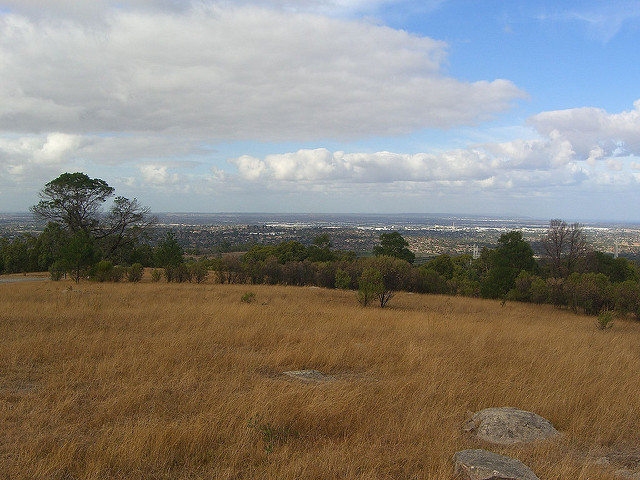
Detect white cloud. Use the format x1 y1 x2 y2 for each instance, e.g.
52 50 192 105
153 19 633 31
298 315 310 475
0 5 523 141
227 100 640 199
528 99 640 160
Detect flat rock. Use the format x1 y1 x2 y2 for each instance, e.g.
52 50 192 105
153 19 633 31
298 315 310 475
282 369 333 382
453 449 540 480
463 407 559 445
616 470 640 479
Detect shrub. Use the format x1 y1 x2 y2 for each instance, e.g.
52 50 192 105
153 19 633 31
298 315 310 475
127 263 144 282
190 262 209 284
335 269 351 289
596 308 615 330
111 265 126 282
151 269 162 282
93 260 113 282
49 261 65 281
241 292 256 303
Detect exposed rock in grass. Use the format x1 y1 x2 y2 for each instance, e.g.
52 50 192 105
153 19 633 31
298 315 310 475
616 470 640 479
453 449 540 480
463 407 559 445
282 369 333 382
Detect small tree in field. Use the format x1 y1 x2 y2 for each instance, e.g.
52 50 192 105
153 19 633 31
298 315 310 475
357 268 394 307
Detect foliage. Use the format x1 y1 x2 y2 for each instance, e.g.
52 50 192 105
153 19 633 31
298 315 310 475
59 231 100 283
31 172 115 234
155 230 184 267
247 415 298 455
356 267 393 307
93 260 114 282
127 263 145 283
241 292 256 303
189 261 209 284
596 308 615 330
541 219 589 277
334 268 352 289
373 231 415 264
481 231 537 298
151 269 162 282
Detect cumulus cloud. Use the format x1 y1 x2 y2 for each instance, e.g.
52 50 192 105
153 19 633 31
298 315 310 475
0 4 522 141
528 99 640 159
227 100 640 197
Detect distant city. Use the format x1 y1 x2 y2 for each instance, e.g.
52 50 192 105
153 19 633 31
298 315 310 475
2 212 640 262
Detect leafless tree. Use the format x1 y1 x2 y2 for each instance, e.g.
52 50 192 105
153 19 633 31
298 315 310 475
541 219 589 277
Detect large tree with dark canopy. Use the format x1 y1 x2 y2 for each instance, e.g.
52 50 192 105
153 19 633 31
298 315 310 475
31 173 115 234
31 172 154 261
373 231 415 264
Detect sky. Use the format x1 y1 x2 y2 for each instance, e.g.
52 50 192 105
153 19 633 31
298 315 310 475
1 0 640 221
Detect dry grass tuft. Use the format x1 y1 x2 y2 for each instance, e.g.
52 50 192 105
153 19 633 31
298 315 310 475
1 280 639 479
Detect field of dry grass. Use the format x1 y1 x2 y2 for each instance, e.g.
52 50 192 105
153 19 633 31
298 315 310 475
1 277 639 479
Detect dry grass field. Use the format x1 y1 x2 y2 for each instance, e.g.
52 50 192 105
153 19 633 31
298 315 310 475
1 278 639 479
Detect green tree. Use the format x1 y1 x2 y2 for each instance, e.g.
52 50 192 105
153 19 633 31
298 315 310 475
357 268 384 307
31 173 154 262
307 234 334 262
155 230 184 267
481 231 537 299
424 254 454 279
60 231 100 283
373 231 415 264
31 173 115 234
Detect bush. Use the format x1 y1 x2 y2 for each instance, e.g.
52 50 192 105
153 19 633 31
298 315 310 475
241 292 256 303
151 269 162 282
127 263 144 282
93 260 113 282
49 261 65 281
335 269 351 289
190 262 209 284
111 265 126 282
596 308 615 330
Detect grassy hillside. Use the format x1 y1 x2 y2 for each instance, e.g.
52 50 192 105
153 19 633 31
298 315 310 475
1 280 639 479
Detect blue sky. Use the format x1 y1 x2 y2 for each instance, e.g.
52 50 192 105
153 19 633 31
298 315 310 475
1 0 640 221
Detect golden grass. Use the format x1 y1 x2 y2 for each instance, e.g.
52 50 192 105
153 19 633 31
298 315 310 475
1 279 639 479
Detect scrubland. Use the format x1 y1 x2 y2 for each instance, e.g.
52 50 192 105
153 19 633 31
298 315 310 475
1 279 639 479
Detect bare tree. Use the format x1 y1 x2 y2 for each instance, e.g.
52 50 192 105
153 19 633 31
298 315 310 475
541 219 589 277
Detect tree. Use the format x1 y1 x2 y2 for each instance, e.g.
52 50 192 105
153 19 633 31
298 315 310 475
541 219 589 277
155 230 184 267
31 173 115 234
306 234 334 262
98 196 153 260
59 231 100 283
31 172 154 262
481 231 537 299
373 231 415 264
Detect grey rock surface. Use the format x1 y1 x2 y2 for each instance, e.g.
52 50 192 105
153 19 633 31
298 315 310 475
282 369 333 382
615 470 640 479
453 449 540 480
463 407 559 445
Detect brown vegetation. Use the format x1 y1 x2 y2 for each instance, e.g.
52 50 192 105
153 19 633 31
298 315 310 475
1 279 639 479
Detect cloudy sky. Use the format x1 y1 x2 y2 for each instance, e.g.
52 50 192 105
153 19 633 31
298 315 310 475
1 0 640 221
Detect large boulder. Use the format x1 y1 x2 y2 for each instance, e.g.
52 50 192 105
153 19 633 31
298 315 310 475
453 449 540 480
463 407 559 445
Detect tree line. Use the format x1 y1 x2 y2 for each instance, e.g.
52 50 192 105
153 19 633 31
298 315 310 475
2 173 639 318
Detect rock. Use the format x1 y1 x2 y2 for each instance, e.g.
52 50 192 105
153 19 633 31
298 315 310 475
453 449 540 480
615 470 640 479
463 407 559 445
282 369 333 382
